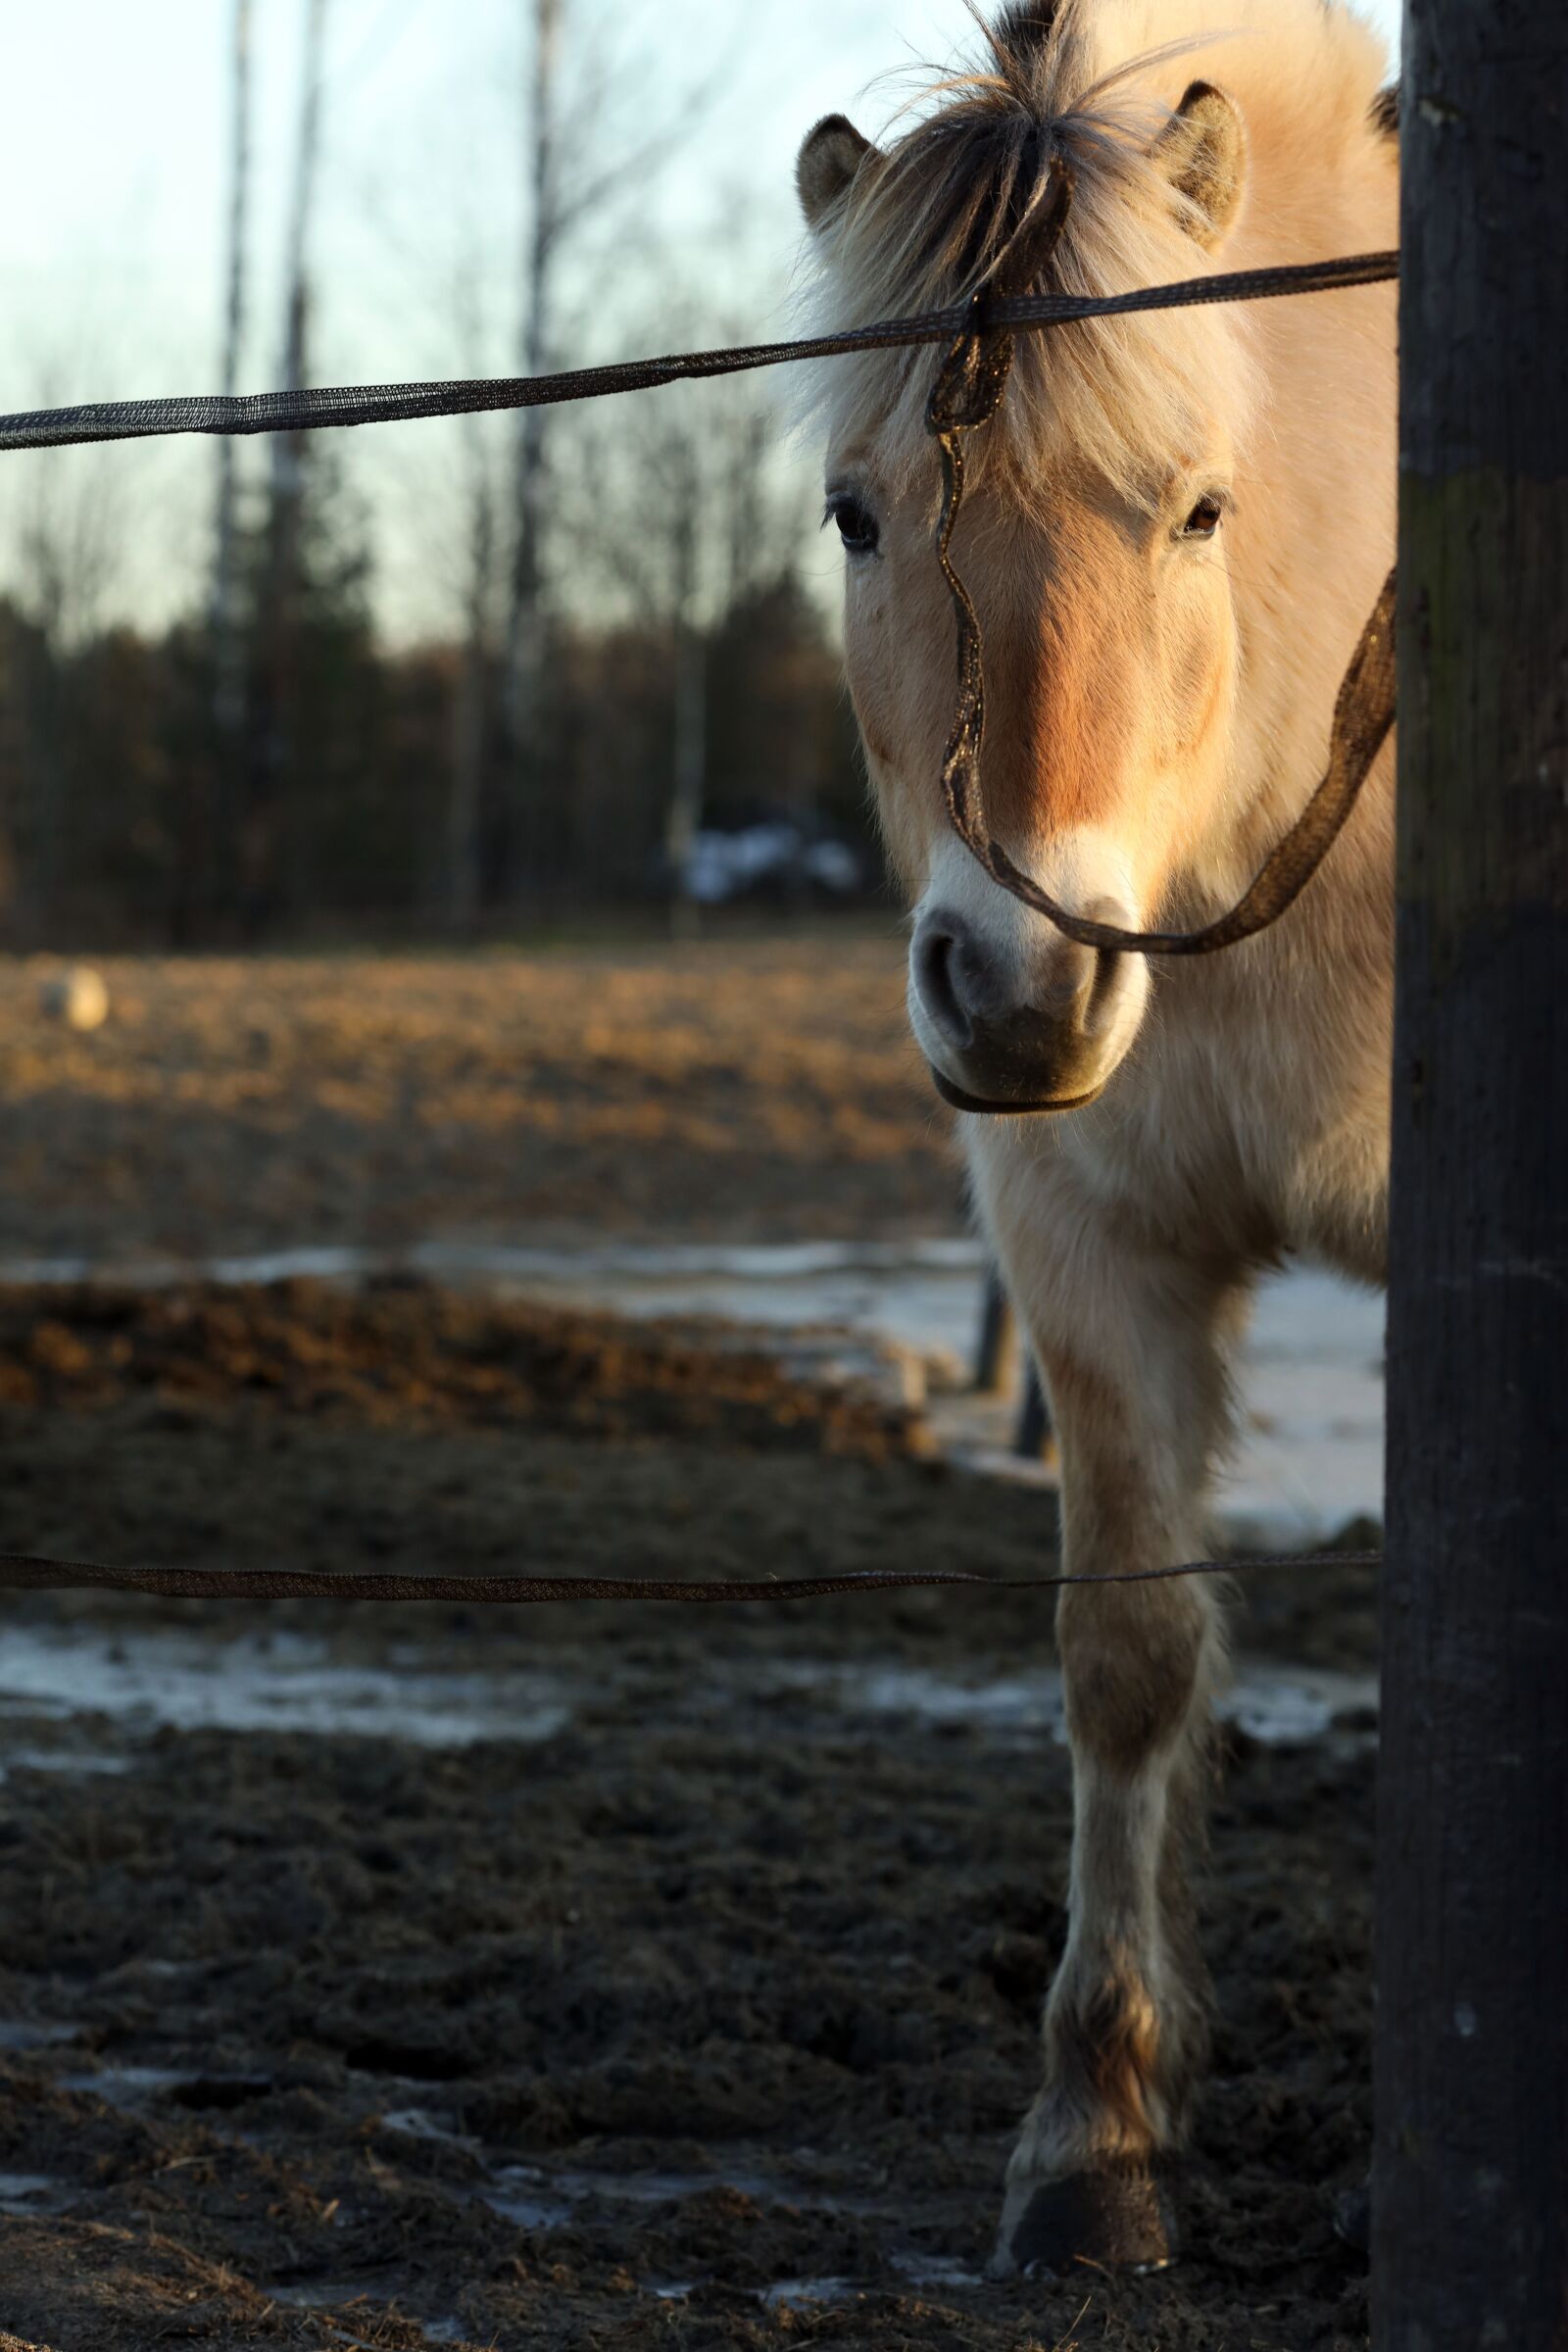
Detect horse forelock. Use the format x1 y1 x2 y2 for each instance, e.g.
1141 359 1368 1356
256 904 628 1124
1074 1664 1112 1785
797 0 1393 511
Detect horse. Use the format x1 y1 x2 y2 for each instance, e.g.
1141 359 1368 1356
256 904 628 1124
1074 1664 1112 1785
795 0 1396 2274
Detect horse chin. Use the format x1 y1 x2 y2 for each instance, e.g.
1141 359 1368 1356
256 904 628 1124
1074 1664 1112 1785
929 1067 1107 1118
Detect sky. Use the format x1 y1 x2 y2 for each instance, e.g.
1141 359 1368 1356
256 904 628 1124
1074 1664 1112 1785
0 0 1401 643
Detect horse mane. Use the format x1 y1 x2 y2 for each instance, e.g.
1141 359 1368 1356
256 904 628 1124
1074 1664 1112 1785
796 0 1393 510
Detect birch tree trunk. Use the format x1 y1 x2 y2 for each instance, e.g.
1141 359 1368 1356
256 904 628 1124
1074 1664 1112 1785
499 0 563 908
209 0 253 920
1376 3 1568 2340
243 0 329 932
449 419 498 932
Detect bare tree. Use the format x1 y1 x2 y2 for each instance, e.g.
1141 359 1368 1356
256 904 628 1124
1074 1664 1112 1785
276 0 331 525
209 0 255 911
496 0 564 904
339 7 743 919
493 3 731 909
242 0 331 928
560 234 814 914
446 249 508 932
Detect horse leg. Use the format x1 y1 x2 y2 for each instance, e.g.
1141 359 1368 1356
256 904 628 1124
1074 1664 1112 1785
990 1225 1241 2274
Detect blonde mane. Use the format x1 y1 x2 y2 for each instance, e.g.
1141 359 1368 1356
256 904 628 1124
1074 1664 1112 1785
798 0 1393 508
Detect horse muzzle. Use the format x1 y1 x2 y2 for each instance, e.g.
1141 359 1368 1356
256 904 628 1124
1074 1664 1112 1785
909 903 1140 1117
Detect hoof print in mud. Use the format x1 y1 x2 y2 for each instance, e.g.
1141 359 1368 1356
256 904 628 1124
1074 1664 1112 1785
995 2167 1176 2278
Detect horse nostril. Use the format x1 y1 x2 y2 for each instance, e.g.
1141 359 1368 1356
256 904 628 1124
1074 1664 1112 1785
915 922 973 1050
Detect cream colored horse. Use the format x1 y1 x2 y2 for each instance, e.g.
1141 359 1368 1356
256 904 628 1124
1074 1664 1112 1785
797 0 1396 2274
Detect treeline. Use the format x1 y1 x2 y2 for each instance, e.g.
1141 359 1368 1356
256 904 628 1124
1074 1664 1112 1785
0 0 872 947
0 491 865 946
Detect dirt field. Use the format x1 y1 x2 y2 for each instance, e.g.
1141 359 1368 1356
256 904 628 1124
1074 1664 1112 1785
0 940 1377 2351
0 936 957 1262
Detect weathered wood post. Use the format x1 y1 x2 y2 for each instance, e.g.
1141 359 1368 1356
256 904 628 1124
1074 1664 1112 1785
973 1266 1016 1395
1377 2 1568 2342
1014 1363 1053 1462
970 1268 1054 1456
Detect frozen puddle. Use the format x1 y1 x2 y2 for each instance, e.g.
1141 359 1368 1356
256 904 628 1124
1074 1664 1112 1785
0 2173 59 2214
267 2281 386 2314
375 2112 896 2230
59 2065 199 2108
759 2258 987 2308
263 2286 471 2346
0 2021 81 2053
894 2252 988 2291
0 1624 1373 1756
760 2278 860 2311
658 2263 985 2312
0 1236 984 1300
484 2159 802 2230
777 1659 1378 1749
0 1625 570 1749
1223 1663 1379 1745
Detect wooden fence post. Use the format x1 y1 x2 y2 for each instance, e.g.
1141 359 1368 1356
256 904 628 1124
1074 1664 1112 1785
1376 2 1568 2343
972 1266 1016 1396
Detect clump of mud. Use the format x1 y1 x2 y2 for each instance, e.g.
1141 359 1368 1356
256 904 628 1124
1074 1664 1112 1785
0 1279 925 1460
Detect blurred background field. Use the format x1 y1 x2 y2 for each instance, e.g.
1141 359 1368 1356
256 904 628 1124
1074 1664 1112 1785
0 0 906 951
0 932 952 1258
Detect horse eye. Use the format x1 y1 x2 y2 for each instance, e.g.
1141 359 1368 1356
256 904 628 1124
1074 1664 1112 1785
825 492 879 556
1181 492 1225 540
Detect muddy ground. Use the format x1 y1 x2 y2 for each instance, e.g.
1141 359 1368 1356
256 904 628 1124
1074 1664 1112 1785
0 1290 1376 2352
0 943 1377 2349
0 938 956 1261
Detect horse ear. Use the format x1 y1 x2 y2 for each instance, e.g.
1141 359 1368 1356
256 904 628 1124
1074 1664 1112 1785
797 114 878 231
1151 80 1247 249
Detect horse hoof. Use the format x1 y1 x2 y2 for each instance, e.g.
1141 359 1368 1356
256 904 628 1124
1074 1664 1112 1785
993 2166 1176 2278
